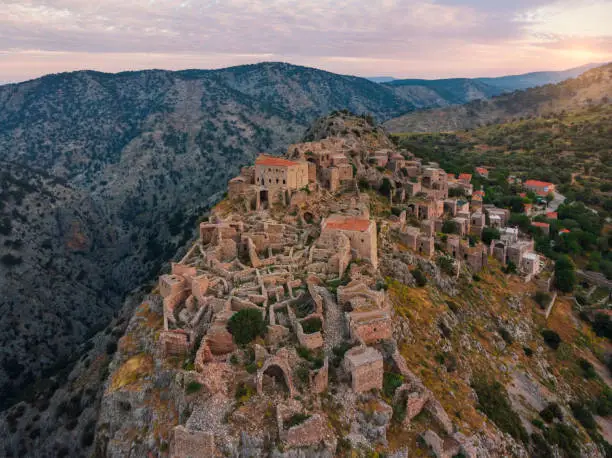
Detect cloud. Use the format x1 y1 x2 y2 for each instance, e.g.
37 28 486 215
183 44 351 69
0 0 610 83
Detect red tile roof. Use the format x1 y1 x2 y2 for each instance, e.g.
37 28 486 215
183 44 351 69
475 167 488 175
255 155 300 167
524 179 554 188
532 222 550 228
473 190 485 196
519 192 527 198
559 229 571 234
459 173 472 181
324 218 371 232
546 212 558 219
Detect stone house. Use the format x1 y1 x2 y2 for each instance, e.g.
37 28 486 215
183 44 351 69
343 346 383 393
321 215 378 268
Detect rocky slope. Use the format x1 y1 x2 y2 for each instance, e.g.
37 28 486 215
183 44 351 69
384 63 612 133
91 114 610 458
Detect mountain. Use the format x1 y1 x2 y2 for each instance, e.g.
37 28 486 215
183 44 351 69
383 63 612 133
367 76 397 83
0 62 422 411
383 77 503 107
88 113 609 458
476 62 607 91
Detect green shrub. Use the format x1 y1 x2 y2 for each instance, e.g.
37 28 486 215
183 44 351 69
578 358 597 379
571 402 597 431
523 346 534 357
227 308 266 346
301 317 322 334
540 402 563 423
412 268 427 287
472 377 528 443
534 291 551 309
382 372 404 399
541 329 561 350
235 382 255 404
498 327 514 345
285 413 310 429
185 381 202 394
592 313 612 340
545 423 581 458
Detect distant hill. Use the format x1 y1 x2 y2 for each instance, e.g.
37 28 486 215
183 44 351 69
384 78 502 107
384 63 612 133
367 76 397 83
476 62 606 91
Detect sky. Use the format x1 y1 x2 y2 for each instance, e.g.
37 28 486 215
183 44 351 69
1 0 611 84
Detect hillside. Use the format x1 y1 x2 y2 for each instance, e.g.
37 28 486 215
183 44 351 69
384 63 612 133
476 63 606 91
393 103 612 278
81 113 610 458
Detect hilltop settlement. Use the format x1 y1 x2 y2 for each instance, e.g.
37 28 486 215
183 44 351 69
96 113 610 458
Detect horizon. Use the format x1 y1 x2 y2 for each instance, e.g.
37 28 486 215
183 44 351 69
0 59 608 87
1 0 612 85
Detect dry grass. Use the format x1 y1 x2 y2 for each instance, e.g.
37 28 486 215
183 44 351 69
109 353 154 392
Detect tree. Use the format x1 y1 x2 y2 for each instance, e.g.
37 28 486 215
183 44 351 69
412 269 427 287
379 178 392 198
227 308 266 346
442 220 458 234
554 255 576 292
546 192 555 204
481 227 500 245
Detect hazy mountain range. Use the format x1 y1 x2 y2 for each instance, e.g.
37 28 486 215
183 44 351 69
384 62 612 133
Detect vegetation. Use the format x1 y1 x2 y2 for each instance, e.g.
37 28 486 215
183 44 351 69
412 268 427 287
541 329 561 350
227 308 266 346
554 256 576 293
382 372 404 399
472 377 528 443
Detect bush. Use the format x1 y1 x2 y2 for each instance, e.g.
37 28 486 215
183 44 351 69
472 377 528 443
592 313 612 340
382 372 404 399
534 291 551 309
0 253 22 266
412 268 427 287
301 317 322 334
285 413 311 429
578 358 597 379
523 346 534 357
540 402 563 423
544 423 581 458
185 381 202 394
227 308 266 346
498 327 514 345
570 402 597 431
541 329 561 350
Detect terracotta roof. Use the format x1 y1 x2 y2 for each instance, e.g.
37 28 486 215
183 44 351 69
473 190 485 196
324 218 371 232
559 229 571 234
546 212 558 219
255 155 300 167
475 167 488 175
524 179 554 188
532 222 550 228
459 173 472 181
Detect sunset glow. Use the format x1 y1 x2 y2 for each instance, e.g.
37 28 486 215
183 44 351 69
0 0 611 83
